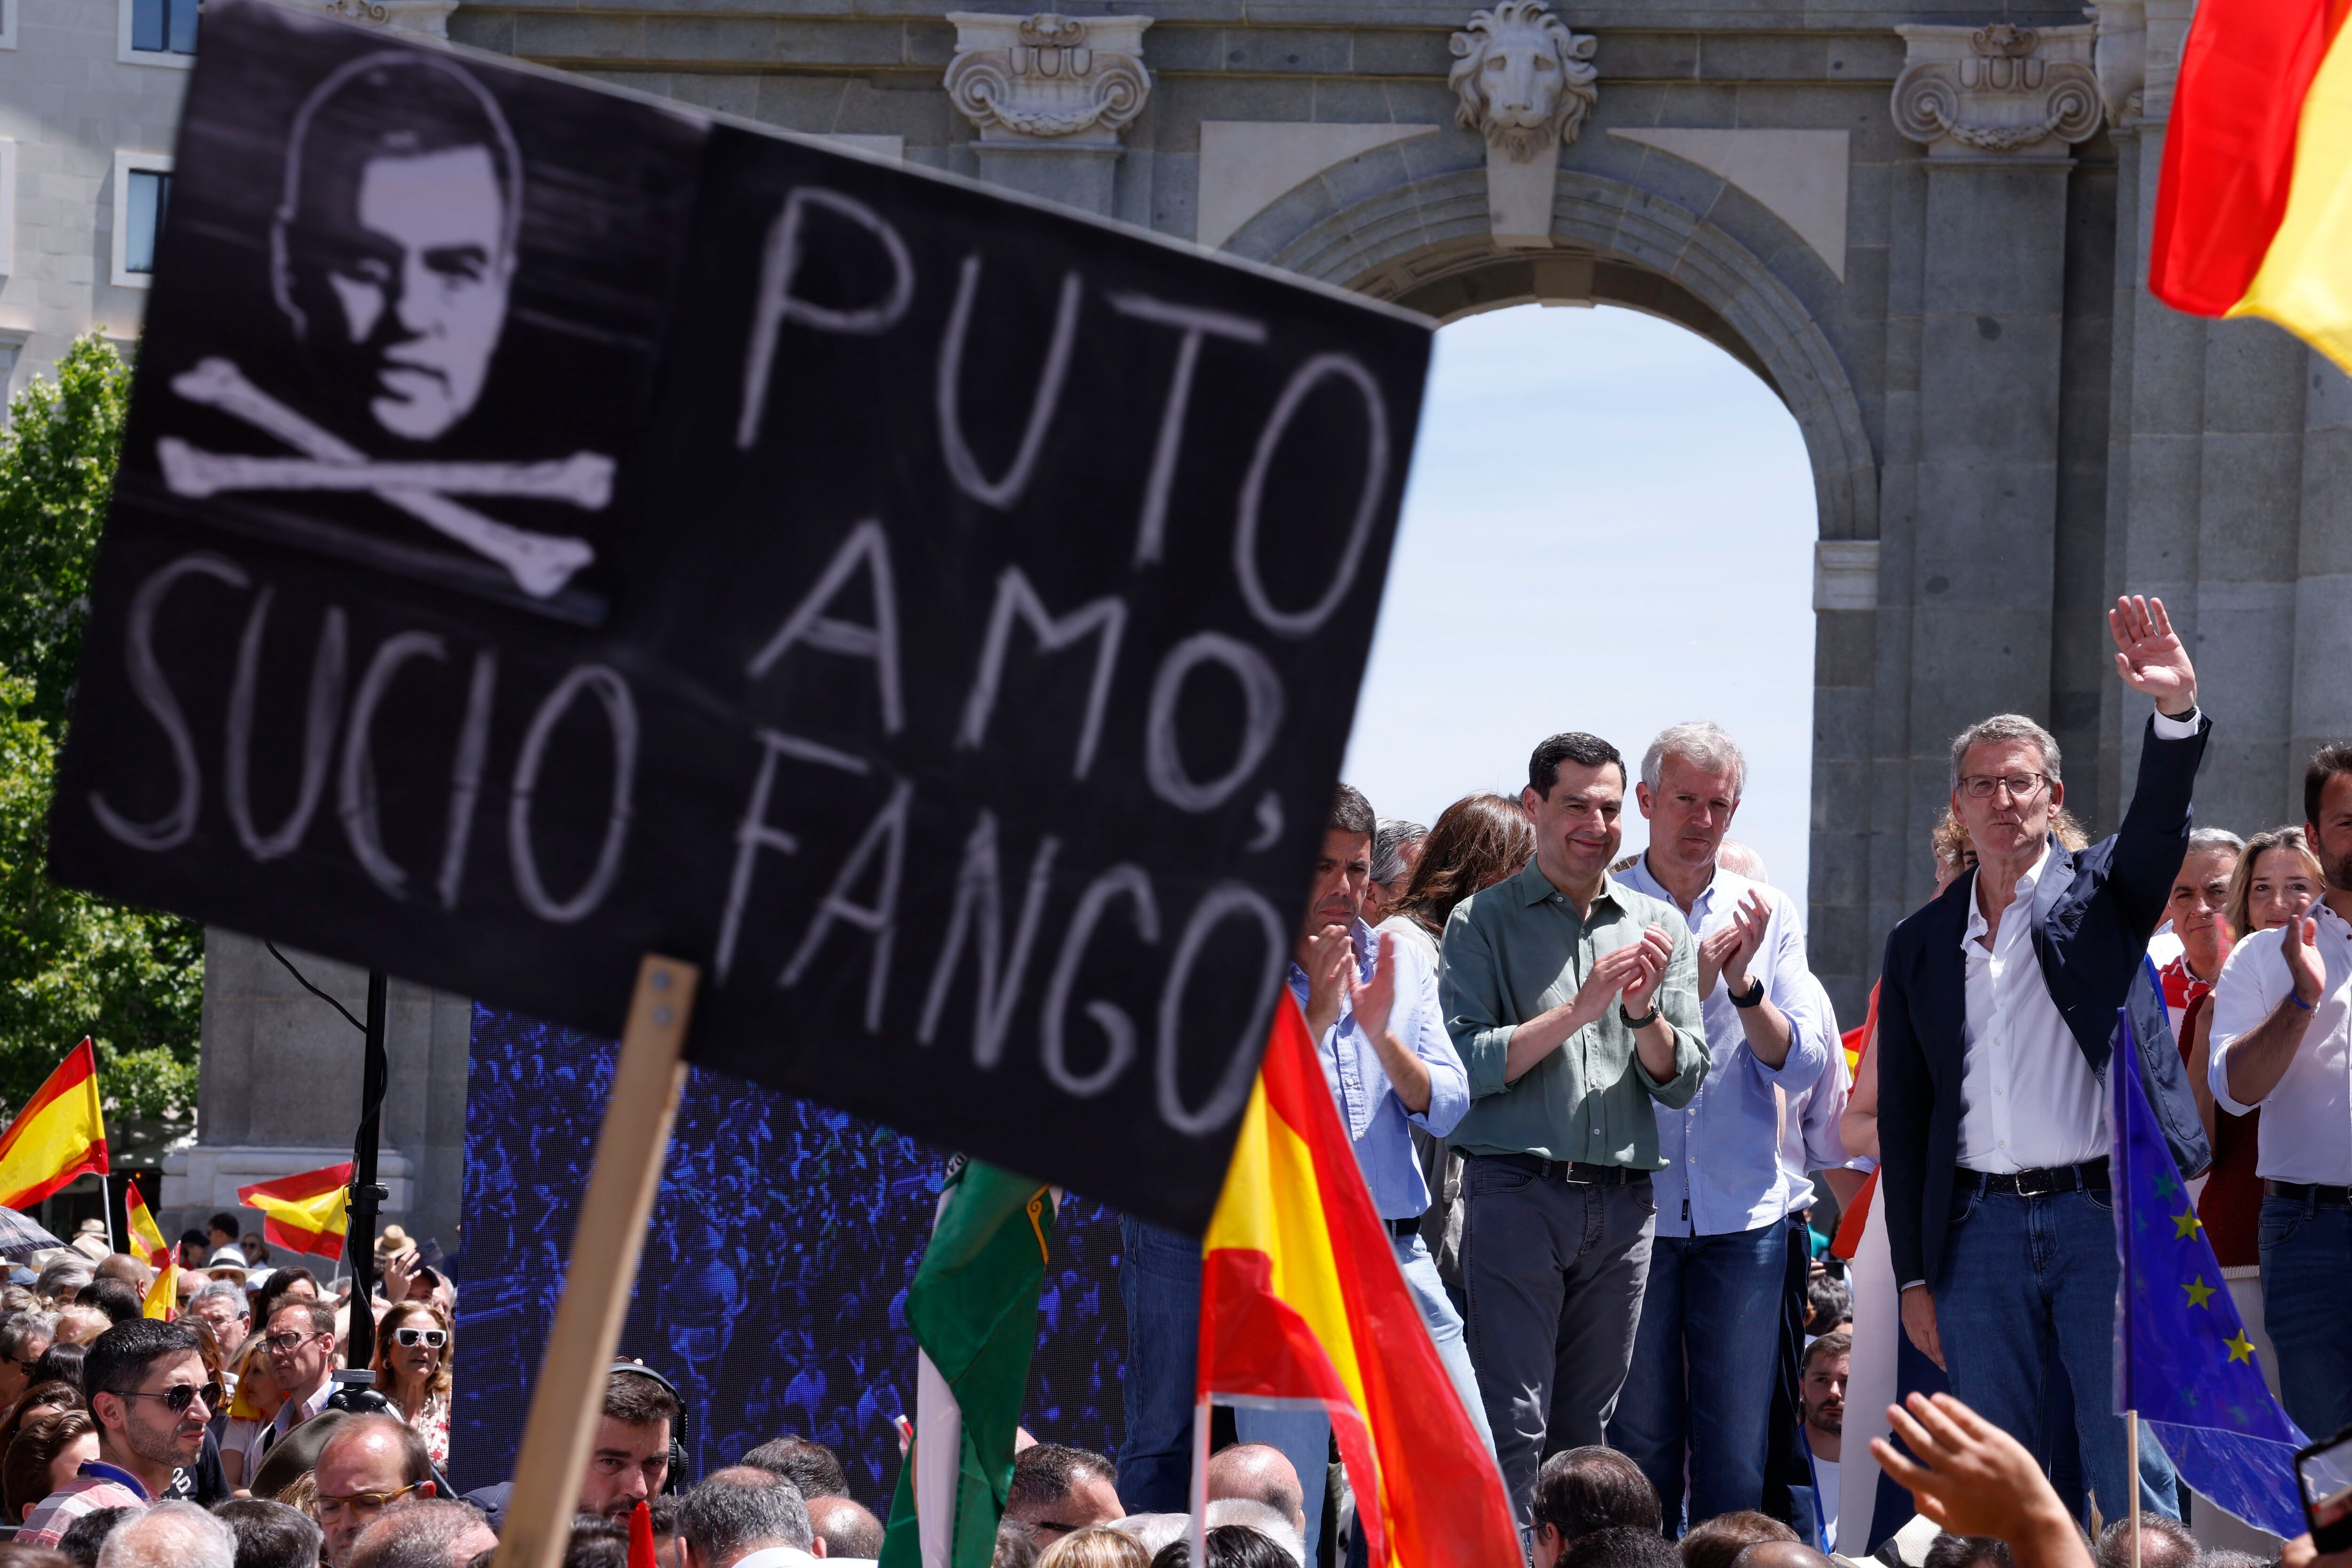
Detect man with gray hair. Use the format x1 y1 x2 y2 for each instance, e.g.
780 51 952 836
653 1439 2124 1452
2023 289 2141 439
2153 826 2244 1032
1605 719 1829 1531
348 1498 498 1568
679 1466 818 1568
0 1310 56 1409
93 1499 238 1568
1367 818 1428 925
184 1279 250 1354
1879 595 2213 1526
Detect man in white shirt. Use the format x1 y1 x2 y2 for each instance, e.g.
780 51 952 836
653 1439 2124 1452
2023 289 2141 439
1877 596 2212 1527
2208 741 2352 1443
1797 1331 1849 1552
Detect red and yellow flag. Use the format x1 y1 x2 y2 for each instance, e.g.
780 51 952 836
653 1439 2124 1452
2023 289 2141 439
238 1163 353 1261
0 1040 110 1212
2150 0 2352 366
1199 999 1518 1568
125 1185 176 1320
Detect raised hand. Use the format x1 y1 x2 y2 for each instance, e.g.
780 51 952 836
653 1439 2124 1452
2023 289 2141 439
2111 594 2198 716
2285 913 2325 1009
1721 891 1772 993
1697 923 1744 996
1871 1393 2085 1567
1301 923 1354 1041
1620 923 1676 1016
1348 931 1399 1042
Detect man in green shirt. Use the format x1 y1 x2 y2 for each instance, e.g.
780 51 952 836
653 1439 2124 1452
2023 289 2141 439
1439 730 1709 1529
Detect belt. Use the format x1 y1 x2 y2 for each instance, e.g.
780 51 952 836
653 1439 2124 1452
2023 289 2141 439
2265 1180 2352 1206
1480 1151 1645 1186
1955 1157 2109 1197
1388 1216 1422 1238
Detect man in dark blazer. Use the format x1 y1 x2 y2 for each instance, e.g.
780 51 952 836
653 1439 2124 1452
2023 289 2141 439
1877 595 2213 1526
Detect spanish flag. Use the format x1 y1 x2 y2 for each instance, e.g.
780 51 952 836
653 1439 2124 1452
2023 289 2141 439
125 1185 176 1320
1198 999 1518 1568
2150 0 2352 368
238 1162 353 1261
0 1040 109 1212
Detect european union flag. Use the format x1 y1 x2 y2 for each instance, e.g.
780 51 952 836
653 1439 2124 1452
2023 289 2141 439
2111 1005 2309 1538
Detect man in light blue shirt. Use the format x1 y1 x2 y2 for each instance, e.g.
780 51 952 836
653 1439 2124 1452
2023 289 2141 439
1605 723 1829 1533
1116 785 1489 1557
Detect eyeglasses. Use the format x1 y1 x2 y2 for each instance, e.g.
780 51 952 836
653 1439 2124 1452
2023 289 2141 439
312 1483 421 1521
1960 772 2050 801
264 1330 326 1353
392 1328 446 1349
117 1381 221 1415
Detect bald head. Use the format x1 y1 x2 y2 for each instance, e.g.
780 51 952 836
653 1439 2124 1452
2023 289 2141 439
808 1495 883 1559
1205 1444 1304 1533
1733 1544 1836 1568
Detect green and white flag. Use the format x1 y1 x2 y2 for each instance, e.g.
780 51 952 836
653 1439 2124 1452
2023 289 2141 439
880 1157 1059 1568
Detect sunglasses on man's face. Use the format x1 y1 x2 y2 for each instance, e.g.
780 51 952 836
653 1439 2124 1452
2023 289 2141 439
118 1381 221 1416
392 1327 446 1349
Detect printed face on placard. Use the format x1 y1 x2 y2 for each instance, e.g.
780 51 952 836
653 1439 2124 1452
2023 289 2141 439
121 21 701 622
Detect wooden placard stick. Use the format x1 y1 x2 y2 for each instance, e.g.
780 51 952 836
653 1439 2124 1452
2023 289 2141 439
493 955 699 1568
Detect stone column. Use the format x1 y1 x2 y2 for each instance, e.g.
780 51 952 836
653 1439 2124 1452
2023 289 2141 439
1890 23 2101 856
167 931 470 1254
945 12 1152 217
2293 353 2352 811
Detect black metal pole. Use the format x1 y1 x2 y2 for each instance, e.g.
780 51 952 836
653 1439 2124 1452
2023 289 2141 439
332 970 392 1412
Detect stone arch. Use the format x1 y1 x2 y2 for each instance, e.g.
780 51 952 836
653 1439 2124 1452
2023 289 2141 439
1222 164 1878 544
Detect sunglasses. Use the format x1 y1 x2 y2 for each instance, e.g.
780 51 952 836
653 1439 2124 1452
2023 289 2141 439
312 1482 421 1521
392 1327 446 1349
118 1381 221 1415
264 1330 326 1353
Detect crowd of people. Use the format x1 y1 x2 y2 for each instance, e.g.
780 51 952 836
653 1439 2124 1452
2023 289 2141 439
0 590 2344 1568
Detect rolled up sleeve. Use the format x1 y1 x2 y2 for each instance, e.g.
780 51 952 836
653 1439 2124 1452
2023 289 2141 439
1441 908 1520 1100
2209 936 2282 1115
1636 923 1710 1108
1748 901 1829 1093
1397 943 1470 1139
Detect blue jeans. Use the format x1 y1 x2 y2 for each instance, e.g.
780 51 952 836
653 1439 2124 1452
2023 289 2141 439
2259 1192 2352 1443
1117 1217 1328 1562
1606 1220 1790 1533
1934 1186 2178 1524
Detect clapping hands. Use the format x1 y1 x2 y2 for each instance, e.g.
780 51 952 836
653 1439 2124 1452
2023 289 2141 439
1697 890 1772 996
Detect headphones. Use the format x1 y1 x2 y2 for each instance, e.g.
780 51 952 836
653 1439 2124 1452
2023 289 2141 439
610 1360 690 1492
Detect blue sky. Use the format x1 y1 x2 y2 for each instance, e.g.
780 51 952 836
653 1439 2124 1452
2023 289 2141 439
1340 303 1821 908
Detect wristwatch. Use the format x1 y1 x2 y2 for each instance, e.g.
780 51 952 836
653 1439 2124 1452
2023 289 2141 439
1619 1003 1659 1030
1730 975 1766 1010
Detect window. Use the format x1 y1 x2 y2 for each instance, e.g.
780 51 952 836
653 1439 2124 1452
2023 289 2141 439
130 0 197 52
111 151 174 287
118 0 195 64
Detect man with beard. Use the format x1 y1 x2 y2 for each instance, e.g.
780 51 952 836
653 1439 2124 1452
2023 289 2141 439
18 1320 216 1547
1795 1333 1849 1552
2210 741 2352 1444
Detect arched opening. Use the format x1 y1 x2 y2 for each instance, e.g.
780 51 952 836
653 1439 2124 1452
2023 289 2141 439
1342 301 1820 904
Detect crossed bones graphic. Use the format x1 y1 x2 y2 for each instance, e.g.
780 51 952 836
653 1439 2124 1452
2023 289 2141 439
157 358 612 600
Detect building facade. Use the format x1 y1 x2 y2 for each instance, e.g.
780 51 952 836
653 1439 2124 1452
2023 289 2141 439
8 0 2345 1220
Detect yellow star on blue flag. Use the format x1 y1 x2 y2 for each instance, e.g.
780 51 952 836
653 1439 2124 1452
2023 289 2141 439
2111 994 2309 1539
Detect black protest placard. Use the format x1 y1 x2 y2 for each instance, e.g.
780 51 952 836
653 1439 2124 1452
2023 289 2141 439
48 0 1431 1234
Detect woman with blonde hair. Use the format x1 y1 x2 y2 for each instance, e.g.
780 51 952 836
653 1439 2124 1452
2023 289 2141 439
218 1328 285 1495
370 1299 454 1467
1035 1527 1151 1568
2178 825 2323 1268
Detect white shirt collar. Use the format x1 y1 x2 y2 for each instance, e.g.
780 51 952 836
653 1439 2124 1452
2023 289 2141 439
1962 840 2057 943
729 1550 825 1568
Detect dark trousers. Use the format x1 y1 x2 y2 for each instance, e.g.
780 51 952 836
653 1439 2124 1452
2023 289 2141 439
1458 1155 1655 1529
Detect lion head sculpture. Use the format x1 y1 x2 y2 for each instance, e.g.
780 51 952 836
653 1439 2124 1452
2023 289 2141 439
1449 0 1600 163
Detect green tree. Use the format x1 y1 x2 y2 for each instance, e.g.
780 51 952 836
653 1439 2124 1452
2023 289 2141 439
0 335 202 1122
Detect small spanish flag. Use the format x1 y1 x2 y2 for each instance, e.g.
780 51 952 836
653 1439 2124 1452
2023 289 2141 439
124 1185 177 1320
0 1040 110 1212
2150 0 2352 367
1198 999 1518 1568
238 1163 353 1261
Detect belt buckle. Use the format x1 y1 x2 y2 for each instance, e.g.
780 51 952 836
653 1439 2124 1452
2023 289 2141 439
2014 1167 2058 1198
